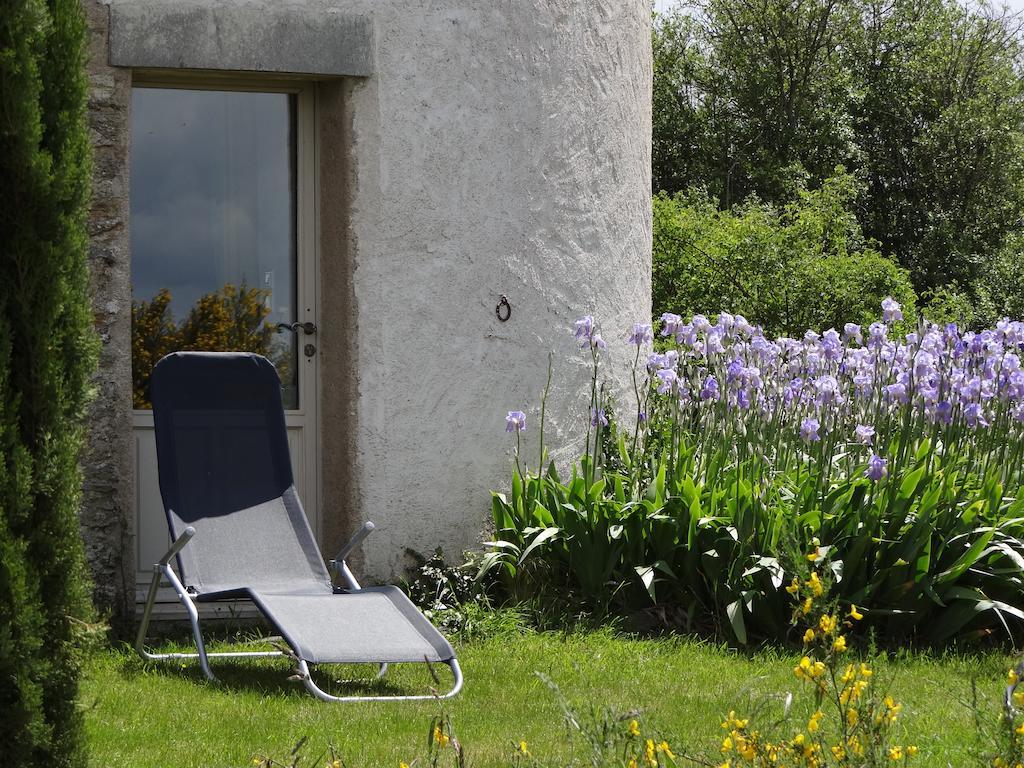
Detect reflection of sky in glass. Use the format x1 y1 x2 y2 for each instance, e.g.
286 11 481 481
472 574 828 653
130 88 296 325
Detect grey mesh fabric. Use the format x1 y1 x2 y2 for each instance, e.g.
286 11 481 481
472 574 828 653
150 352 455 665
253 587 453 664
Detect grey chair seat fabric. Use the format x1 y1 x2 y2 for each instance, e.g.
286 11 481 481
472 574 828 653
227 586 456 665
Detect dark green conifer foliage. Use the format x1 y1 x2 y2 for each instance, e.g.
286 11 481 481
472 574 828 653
0 0 98 764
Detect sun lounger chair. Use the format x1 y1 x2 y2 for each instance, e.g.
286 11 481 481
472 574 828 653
134 351 462 701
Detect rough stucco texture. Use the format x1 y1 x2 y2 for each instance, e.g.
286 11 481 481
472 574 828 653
337 0 653 580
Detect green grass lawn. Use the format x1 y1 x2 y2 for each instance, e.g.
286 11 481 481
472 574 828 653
84 628 1013 767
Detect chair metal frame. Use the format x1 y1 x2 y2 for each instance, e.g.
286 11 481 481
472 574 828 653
135 521 464 702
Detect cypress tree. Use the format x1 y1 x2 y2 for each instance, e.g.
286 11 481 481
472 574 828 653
0 0 98 764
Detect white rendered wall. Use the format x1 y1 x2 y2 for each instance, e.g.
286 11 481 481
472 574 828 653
339 0 653 579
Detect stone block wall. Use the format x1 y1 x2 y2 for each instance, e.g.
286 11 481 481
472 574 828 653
80 0 134 634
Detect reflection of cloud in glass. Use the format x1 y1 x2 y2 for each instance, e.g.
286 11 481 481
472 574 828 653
129 87 295 325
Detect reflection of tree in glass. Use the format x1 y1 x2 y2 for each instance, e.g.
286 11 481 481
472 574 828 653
131 283 292 409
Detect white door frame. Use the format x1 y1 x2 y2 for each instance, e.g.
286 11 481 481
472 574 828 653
130 77 321 605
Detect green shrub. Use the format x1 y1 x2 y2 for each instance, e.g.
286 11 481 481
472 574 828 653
653 173 918 337
0 0 98 765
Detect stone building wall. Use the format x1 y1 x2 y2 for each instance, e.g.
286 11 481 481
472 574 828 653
77 0 652 625
80 0 134 634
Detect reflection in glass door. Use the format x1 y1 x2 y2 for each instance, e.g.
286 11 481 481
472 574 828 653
130 84 319 604
130 87 299 408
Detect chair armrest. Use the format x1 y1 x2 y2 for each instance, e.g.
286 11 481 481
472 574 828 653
331 521 375 564
158 526 195 566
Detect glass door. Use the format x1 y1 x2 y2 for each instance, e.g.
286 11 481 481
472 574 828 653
130 83 319 602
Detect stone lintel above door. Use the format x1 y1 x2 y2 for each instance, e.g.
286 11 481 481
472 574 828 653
107 2 373 78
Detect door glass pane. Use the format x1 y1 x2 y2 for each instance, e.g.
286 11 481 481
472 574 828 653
130 87 298 409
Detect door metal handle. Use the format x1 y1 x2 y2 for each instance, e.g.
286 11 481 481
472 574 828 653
275 321 317 336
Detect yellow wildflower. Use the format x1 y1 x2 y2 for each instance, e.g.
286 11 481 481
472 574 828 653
628 759 639 768
658 741 675 759
802 597 814 615
848 735 865 757
832 635 847 653
1016 721 1024 736
793 733 806 746
803 628 816 644
722 736 733 752
807 550 819 562
808 571 824 597
518 741 531 757
400 763 410 768
889 746 903 761
786 577 800 595
433 725 450 748
252 760 263 767
629 719 641 737
645 738 657 766
819 614 838 635
807 710 823 733
1015 689 1024 707
831 745 846 760
849 604 864 621
859 662 873 677
907 745 919 757
847 708 858 726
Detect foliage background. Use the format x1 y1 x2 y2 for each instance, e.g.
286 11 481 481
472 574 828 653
653 0 1024 327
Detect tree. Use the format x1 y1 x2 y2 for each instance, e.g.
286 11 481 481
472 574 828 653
0 0 97 765
652 0 1024 299
848 0 1024 292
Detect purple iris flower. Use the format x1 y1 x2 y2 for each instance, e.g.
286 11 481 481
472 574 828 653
843 323 863 344
935 401 953 425
913 350 935 379
736 388 751 409
884 382 908 404
675 323 697 345
660 313 682 337
882 297 903 323
868 322 888 349
855 424 875 445
656 368 678 394
628 323 653 346
726 359 744 384
964 403 989 429
814 375 840 405
822 329 843 361
574 316 595 344
591 332 607 351
800 417 821 443
590 407 609 427
700 375 719 401
865 453 888 482
505 411 526 432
